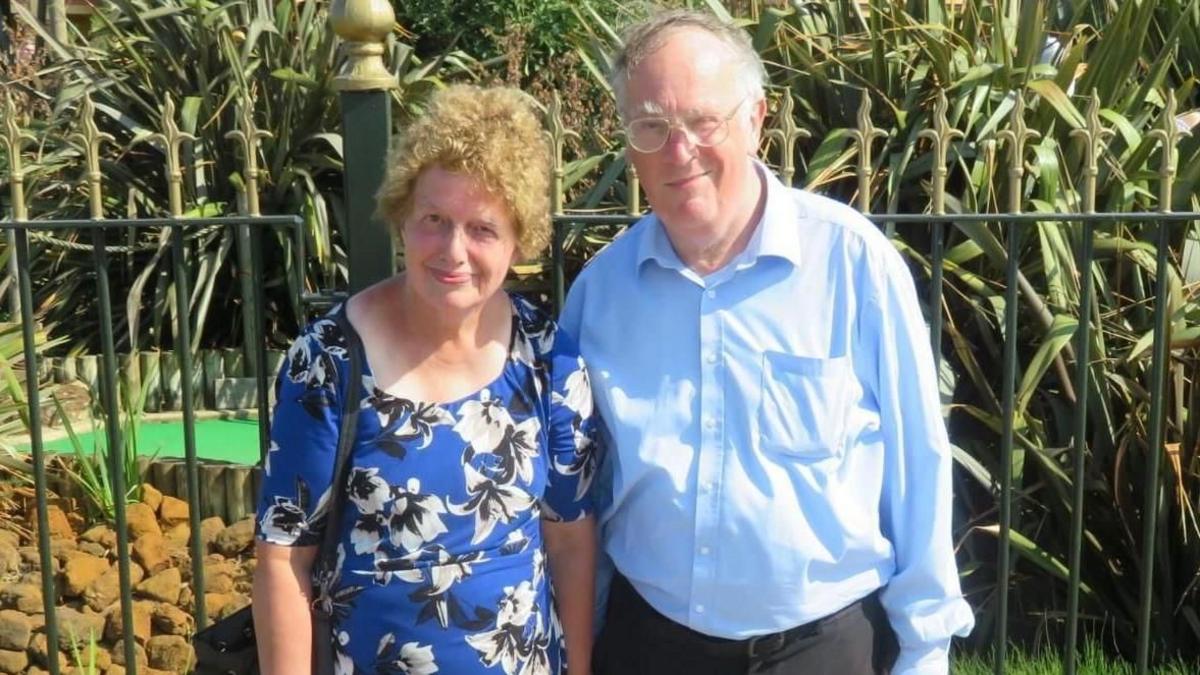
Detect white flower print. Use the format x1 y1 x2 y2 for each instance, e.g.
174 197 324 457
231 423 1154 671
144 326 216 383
494 416 541 485
501 530 530 556
350 511 386 555
347 467 390 515
258 495 307 544
465 581 539 675
449 464 536 544
376 633 439 675
333 631 354 675
454 389 515 453
264 440 281 477
373 548 424 586
552 358 593 420
388 478 449 552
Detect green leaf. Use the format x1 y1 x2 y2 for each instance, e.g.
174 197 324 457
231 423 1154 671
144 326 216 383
1015 315 1078 418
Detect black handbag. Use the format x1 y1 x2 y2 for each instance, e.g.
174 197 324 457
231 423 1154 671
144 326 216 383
193 313 363 675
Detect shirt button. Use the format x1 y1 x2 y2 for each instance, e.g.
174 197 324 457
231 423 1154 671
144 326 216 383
699 546 711 555
705 289 716 299
704 351 718 364
703 417 717 431
695 604 705 613
700 482 713 493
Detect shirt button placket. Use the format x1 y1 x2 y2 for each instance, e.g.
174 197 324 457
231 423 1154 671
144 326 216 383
692 285 723 626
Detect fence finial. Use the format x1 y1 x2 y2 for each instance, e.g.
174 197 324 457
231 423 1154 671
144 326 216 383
544 92 578 217
764 87 810 188
996 93 1040 214
226 95 274 217
1069 91 1112 215
72 95 115 220
848 94 887 213
149 95 198 217
1148 90 1190 213
918 91 964 216
2 92 35 221
331 0 398 91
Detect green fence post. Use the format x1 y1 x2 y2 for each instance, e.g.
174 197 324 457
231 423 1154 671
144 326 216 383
331 0 397 293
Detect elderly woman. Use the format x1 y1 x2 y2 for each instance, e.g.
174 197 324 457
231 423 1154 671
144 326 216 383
252 85 598 675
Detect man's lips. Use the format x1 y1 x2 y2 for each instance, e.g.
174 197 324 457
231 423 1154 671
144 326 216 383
666 172 708 188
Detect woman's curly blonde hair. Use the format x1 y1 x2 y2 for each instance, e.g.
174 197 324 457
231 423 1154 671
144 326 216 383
374 85 551 260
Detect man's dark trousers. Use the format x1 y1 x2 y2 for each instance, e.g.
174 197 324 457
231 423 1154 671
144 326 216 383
593 575 900 674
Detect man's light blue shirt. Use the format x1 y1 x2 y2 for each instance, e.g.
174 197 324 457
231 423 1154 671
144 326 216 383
559 164 974 673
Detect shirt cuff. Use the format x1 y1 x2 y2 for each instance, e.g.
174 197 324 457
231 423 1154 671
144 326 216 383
892 637 952 675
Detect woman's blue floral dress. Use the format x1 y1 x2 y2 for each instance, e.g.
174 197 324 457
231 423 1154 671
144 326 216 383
255 295 599 675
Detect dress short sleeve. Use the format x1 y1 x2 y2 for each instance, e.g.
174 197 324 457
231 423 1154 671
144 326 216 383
255 311 350 546
540 326 600 522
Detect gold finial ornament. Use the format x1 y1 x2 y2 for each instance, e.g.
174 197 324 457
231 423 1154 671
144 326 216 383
2 92 36 221
848 94 888 213
72 95 116 220
764 88 811 188
226 96 274 217
918 91 964 216
1068 91 1113 214
149 95 198 217
330 0 398 91
543 93 579 216
1148 90 1191 212
996 93 1040 214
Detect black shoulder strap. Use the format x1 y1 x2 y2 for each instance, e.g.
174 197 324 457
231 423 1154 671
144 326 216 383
315 308 363 573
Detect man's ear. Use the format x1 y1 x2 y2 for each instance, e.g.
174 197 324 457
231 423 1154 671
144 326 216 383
749 96 768 151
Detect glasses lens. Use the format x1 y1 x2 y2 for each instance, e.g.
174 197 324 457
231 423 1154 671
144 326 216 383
628 118 670 152
686 115 728 147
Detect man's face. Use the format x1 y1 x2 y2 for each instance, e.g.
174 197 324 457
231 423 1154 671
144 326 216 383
623 29 766 237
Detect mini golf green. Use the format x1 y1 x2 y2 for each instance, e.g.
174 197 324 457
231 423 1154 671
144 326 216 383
34 416 263 465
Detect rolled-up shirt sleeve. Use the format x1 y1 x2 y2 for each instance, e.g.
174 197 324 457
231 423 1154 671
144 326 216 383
863 244 975 674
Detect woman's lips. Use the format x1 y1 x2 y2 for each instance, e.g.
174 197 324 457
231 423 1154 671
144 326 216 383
430 268 471 284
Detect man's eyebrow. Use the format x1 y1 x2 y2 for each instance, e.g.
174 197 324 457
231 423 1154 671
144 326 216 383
631 100 666 117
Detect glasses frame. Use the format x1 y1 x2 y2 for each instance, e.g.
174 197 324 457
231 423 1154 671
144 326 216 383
624 96 751 154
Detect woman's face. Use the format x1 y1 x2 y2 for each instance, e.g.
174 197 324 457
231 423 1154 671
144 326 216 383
399 166 518 315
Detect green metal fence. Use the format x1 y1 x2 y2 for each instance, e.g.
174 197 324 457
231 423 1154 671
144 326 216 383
3 2 1199 673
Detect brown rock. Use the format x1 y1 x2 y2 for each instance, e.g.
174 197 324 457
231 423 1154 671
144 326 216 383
158 496 190 527
17 547 60 573
104 600 153 645
32 505 75 540
0 543 18 575
82 565 146 613
131 533 169 574
109 640 147 668
146 634 193 673
76 542 107 559
0 583 43 613
203 592 236 618
26 666 50 675
213 518 255 557
53 605 106 652
135 568 181 605
204 572 235 594
79 524 117 550
164 523 191 549
124 503 160 539
151 602 192 636
61 553 109 597
0 610 31 650
214 592 250 621
28 632 69 669
140 483 163 513
199 516 226 552
0 530 17 550
48 539 78 562
0 648 27 674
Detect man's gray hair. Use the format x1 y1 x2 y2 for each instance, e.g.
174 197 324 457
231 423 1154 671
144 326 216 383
609 9 767 120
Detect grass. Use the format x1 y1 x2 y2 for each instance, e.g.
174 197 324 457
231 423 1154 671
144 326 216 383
952 642 1199 675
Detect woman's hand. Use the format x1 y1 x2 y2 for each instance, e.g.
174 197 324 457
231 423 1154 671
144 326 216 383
543 515 597 675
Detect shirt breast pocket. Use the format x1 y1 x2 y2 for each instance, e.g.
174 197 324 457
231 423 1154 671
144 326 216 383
758 351 851 460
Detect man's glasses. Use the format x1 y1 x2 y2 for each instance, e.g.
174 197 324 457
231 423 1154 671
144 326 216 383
624 97 748 154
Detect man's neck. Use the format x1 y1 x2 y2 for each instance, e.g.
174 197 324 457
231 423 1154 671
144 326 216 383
669 167 767 277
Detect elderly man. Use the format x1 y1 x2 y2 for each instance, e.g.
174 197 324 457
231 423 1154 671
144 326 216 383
559 9 974 675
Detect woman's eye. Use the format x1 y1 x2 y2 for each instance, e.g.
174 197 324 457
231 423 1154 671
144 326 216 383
470 223 498 239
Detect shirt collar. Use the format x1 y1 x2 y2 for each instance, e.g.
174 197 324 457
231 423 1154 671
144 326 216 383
634 160 805 274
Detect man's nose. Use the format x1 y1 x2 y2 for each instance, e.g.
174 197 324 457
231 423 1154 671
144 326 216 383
439 224 468 259
661 124 698 161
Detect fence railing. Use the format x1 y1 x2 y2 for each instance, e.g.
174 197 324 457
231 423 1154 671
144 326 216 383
2 2 1199 674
